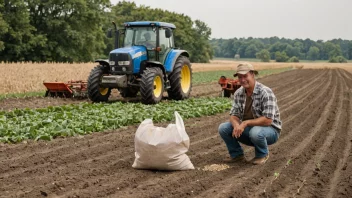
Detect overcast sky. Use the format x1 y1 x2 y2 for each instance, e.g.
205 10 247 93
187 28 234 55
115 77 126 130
110 0 352 41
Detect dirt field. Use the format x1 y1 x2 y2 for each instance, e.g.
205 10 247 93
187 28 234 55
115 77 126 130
1 68 352 198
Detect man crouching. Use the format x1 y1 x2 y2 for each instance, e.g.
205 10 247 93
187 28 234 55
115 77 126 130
219 63 282 165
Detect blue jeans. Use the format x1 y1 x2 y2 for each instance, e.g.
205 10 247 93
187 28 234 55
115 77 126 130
218 122 280 158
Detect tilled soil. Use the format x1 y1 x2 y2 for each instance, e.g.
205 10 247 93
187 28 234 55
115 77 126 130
1 69 352 198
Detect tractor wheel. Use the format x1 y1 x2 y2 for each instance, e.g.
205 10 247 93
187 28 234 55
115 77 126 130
221 89 231 98
87 65 111 102
140 67 164 104
119 88 138 98
167 56 192 100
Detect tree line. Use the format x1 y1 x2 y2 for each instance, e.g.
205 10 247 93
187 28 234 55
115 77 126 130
210 37 352 63
0 1 212 63
2 0 350 64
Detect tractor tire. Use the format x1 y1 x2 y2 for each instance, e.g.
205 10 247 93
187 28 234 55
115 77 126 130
167 56 192 100
87 65 111 102
221 89 231 98
140 67 164 104
119 88 138 98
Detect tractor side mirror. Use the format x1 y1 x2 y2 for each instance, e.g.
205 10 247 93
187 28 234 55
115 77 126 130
107 28 113 38
165 28 172 38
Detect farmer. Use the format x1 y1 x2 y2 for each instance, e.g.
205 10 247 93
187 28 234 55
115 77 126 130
142 32 155 49
218 62 282 165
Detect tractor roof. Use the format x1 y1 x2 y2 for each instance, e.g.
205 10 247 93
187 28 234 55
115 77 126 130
124 21 176 29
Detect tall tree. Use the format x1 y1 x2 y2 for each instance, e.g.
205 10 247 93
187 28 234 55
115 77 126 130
256 49 270 62
323 42 342 59
307 46 320 60
0 0 44 61
0 0 8 51
285 44 300 58
26 0 110 62
244 44 258 58
190 20 213 62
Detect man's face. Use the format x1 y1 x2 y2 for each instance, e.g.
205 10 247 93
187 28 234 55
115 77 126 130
237 72 255 89
144 34 150 41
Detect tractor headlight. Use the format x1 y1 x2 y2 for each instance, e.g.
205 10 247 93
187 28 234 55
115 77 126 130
118 61 130 66
109 61 115 65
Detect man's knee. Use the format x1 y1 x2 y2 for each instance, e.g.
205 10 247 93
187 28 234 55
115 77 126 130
218 122 232 137
249 126 265 142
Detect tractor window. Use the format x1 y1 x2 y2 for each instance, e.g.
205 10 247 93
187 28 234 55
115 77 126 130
124 27 157 49
124 29 134 47
159 28 174 50
136 27 156 49
159 28 174 63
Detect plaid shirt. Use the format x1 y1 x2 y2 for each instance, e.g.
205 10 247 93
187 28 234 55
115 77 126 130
230 81 282 131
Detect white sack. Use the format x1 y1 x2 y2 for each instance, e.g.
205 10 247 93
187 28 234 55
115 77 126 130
132 111 194 170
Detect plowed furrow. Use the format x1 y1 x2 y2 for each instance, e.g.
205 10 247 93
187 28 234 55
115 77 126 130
263 69 344 197
274 69 326 99
194 69 338 198
326 70 352 198
278 70 328 109
262 69 310 91
294 69 349 197
275 70 333 143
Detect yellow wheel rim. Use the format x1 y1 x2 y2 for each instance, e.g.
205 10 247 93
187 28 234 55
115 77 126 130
99 88 109 96
153 76 162 97
181 65 191 93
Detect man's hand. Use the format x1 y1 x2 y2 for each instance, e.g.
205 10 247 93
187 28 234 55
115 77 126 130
232 121 247 138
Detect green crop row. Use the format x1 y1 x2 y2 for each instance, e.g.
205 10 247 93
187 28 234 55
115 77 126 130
0 97 232 143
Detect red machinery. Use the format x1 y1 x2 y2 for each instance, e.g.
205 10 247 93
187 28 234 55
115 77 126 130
218 76 241 97
43 80 88 98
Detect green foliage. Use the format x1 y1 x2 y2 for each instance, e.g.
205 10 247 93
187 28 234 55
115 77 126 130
245 44 258 58
27 0 110 62
288 56 299 62
275 51 289 62
0 97 232 143
328 56 347 63
0 0 45 61
307 46 320 60
0 91 45 101
324 42 342 59
0 1 8 51
211 37 352 60
285 45 300 58
256 49 271 62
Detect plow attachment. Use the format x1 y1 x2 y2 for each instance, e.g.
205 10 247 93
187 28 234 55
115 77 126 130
43 80 88 98
218 76 241 97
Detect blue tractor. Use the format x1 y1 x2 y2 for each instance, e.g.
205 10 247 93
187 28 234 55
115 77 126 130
87 21 192 104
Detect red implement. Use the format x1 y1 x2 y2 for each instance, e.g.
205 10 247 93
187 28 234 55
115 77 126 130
218 76 241 97
43 80 88 98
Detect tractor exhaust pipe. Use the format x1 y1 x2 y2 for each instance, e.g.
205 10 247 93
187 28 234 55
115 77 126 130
112 21 119 49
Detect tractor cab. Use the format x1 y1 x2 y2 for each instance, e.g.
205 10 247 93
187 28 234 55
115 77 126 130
115 22 175 64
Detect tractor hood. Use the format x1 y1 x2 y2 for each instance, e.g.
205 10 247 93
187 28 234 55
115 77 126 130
110 46 147 60
109 46 148 74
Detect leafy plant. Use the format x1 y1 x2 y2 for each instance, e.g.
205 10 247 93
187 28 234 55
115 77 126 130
274 172 280 179
0 97 232 143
